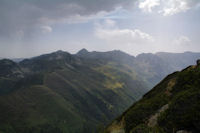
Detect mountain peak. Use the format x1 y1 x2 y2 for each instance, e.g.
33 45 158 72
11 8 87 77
55 50 64 53
53 50 68 55
0 59 16 66
76 48 89 56
0 59 23 78
33 50 71 61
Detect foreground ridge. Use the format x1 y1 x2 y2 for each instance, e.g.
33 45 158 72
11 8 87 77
104 60 200 133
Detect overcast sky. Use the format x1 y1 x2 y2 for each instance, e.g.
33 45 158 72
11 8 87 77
0 0 200 58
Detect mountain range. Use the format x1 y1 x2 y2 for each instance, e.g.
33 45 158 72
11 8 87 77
0 49 199 133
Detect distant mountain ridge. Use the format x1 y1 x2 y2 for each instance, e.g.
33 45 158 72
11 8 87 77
156 51 200 70
0 49 200 133
76 49 200 88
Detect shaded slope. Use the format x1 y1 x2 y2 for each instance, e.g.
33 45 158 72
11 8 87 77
0 59 24 94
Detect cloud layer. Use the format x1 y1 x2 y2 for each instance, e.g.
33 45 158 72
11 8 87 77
94 19 155 54
173 36 191 46
139 0 200 16
0 0 199 57
1 0 199 39
96 28 154 44
139 0 160 12
0 0 136 39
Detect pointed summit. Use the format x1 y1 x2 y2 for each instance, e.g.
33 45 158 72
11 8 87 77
76 48 89 56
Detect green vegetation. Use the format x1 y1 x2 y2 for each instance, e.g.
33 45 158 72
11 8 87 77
104 62 200 133
0 51 147 133
0 50 200 133
157 65 200 133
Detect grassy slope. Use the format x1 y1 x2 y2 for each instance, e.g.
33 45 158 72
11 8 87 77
104 62 200 133
0 58 147 133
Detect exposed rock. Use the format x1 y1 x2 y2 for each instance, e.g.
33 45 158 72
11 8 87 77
148 104 169 127
111 129 125 133
165 78 176 96
106 117 125 133
176 130 192 133
76 48 89 56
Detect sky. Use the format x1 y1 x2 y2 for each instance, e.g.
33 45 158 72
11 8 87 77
0 0 200 58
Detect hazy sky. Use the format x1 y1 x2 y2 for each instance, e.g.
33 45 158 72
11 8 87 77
0 0 200 58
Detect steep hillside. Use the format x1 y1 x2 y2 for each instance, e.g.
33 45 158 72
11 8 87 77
104 60 200 133
0 50 147 133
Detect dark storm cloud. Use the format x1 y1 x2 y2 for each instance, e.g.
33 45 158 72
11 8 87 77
0 0 136 38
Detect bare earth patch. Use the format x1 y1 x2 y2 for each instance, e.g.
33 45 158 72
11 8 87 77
148 104 169 127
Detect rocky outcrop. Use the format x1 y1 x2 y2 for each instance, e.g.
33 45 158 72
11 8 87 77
148 104 169 127
176 130 192 133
